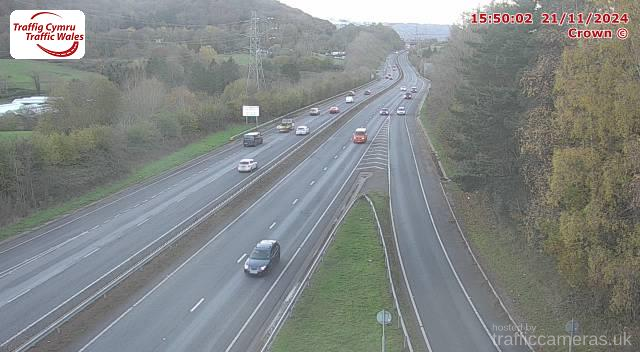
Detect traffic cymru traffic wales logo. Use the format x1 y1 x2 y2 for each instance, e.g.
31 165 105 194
10 10 85 59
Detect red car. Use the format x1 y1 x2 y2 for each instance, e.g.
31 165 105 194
352 128 368 144
329 106 340 114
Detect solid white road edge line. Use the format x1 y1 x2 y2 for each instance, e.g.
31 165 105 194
75 96 381 352
387 117 433 352
5 71 394 352
365 195 414 352
403 116 501 352
245 110 390 352
411 65 534 352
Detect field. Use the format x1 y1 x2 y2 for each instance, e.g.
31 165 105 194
215 53 250 66
0 60 104 96
271 197 404 352
0 131 33 141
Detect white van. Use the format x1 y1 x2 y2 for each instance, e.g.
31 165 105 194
346 96 354 103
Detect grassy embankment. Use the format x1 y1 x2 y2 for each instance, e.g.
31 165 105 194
419 105 578 351
272 196 404 352
0 124 247 241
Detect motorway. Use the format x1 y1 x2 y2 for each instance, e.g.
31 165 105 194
56 57 412 352
1 51 533 352
389 55 530 352
0 55 399 351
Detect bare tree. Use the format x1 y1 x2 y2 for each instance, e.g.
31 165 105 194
30 72 41 94
121 78 167 127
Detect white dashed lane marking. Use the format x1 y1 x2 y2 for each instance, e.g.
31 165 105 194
190 298 205 313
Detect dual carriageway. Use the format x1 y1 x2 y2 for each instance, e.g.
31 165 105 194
0 52 530 352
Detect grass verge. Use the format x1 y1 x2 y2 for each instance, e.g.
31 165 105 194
0 131 33 141
418 104 457 179
271 197 404 352
447 188 572 351
0 124 248 241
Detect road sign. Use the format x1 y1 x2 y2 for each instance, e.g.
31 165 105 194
376 310 392 325
377 310 392 352
566 319 579 352
565 320 579 334
242 105 259 117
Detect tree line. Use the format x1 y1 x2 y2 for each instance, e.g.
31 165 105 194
419 0 640 329
0 20 402 227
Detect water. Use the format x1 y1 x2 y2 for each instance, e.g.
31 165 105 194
0 96 49 115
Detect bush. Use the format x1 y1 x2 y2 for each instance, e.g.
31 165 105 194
155 112 181 140
127 121 159 146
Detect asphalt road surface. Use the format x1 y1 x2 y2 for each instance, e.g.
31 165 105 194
0 55 399 350
63 57 412 352
389 54 531 352
1 52 533 352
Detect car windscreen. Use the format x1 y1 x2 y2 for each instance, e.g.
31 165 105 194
250 248 270 260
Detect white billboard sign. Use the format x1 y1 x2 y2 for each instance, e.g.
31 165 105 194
242 105 259 117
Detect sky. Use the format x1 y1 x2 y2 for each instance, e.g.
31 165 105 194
277 0 495 25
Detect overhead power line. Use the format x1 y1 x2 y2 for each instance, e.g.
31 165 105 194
246 11 266 94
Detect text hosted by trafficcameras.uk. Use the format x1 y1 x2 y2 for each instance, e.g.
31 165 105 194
491 323 633 348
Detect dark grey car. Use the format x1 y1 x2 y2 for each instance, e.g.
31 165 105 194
244 240 280 276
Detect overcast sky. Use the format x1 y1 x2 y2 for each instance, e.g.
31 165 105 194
278 0 495 25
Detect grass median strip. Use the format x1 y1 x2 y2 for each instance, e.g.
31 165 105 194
0 124 247 241
271 198 403 352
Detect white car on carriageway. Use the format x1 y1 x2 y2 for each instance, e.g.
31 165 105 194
237 158 258 172
295 125 310 135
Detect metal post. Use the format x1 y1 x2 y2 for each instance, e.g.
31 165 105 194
381 315 385 352
568 318 573 352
